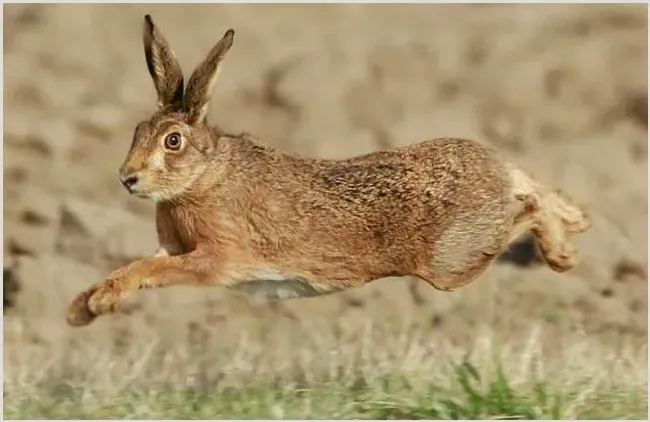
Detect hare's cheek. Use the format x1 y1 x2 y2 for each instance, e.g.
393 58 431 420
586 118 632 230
148 150 167 172
163 156 188 175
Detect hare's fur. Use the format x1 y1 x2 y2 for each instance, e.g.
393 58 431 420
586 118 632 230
66 16 591 327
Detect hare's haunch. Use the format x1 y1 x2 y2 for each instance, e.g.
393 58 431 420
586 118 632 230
66 15 591 327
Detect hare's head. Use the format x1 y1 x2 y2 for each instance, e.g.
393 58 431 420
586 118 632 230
119 15 234 201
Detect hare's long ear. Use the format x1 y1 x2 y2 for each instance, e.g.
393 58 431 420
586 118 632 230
143 15 184 109
184 29 234 125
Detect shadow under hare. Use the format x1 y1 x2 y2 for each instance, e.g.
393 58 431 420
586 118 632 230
67 15 591 327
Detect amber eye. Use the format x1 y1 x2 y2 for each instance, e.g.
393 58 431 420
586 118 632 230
164 132 182 151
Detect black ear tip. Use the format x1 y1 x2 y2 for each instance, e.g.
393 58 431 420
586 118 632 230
144 14 153 27
225 28 235 38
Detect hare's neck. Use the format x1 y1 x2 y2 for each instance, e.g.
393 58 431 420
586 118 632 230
170 135 278 205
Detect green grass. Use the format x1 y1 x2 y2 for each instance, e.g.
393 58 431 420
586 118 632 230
5 317 647 420
4 360 646 419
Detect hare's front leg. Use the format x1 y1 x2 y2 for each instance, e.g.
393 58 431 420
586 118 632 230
66 250 220 327
152 201 184 258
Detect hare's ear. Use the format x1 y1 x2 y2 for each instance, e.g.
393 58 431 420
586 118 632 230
143 15 184 109
184 29 234 125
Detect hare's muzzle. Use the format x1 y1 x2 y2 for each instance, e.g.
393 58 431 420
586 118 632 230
120 173 140 193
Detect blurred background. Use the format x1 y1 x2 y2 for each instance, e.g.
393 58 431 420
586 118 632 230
3 3 648 418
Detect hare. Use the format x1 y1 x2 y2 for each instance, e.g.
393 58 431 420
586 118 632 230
66 15 591 327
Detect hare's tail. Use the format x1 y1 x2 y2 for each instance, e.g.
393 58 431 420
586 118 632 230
508 164 591 273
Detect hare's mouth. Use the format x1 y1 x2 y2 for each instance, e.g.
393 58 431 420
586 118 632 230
123 181 144 196
130 190 152 199
120 178 152 199
128 186 158 200
129 186 170 202
119 173 159 199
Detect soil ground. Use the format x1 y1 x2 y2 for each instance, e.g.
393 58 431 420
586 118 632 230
3 4 648 419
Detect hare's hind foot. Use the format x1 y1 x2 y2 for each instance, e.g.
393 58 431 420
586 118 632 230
510 168 589 273
526 191 586 273
547 189 591 235
516 192 577 273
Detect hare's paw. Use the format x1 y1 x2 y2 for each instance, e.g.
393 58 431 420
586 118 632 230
66 283 103 327
66 278 128 327
87 278 127 317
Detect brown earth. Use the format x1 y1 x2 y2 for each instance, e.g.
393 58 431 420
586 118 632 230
3 3 648 393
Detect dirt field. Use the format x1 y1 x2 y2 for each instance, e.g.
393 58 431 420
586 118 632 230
3 4 648 419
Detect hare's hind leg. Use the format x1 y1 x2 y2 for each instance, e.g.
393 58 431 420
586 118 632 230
418 249 500 292
418 201 516 292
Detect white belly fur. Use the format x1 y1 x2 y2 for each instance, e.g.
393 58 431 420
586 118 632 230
227 273 342 299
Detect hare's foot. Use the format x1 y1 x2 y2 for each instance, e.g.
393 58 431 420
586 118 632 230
66 282 104 327
66 276 133 327
547 190 591 235
87 278 130 317
533 223 577 273
523 192 578 273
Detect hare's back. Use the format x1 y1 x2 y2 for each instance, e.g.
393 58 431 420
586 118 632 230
308 137 512 226
311 138 512 265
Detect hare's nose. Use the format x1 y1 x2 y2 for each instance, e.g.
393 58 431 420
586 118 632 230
120 174 139 191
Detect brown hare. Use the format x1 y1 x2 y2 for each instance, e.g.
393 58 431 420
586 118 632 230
66 15 591 327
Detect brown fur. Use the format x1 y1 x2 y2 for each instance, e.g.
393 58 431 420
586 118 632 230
66 15 591 327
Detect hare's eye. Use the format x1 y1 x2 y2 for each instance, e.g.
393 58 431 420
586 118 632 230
164 132 182 151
